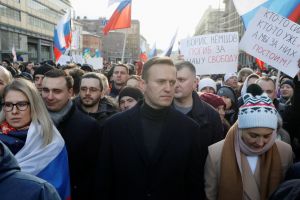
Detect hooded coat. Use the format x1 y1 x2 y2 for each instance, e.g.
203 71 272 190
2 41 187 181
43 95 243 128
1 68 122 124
0 141 60 200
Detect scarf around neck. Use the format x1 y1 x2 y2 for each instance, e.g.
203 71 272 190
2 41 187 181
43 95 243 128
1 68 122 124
218 123 283 200
49 100 73 126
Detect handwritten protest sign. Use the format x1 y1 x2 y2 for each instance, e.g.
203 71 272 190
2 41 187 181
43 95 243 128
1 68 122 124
239 7 300 77
179 32 239 75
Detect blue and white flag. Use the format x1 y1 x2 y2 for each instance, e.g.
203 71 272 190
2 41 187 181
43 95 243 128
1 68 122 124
233 0 300 27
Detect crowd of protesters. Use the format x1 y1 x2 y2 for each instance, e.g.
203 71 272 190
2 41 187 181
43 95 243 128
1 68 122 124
0 56 300 200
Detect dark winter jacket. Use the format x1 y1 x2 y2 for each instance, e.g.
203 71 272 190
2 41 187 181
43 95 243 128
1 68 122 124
109 82 122 98
56 103 102 200
0 141 60 200
183 91 224 144
74 96 118 126
94 103 209 200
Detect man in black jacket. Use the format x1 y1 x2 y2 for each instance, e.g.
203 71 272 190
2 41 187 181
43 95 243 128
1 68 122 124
95 57 208 200
75 72 117 125
173 61 224 143
42 69 101 200
0 141 60 200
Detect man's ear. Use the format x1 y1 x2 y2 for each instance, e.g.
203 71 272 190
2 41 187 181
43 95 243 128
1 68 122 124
68 88 74 98
140 79 146 93
192 77 197 90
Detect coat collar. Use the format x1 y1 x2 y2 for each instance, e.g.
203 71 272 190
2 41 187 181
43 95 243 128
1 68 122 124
189 91 209 126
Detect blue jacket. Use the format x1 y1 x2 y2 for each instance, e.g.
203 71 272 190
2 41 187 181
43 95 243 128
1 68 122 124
0 141 61 200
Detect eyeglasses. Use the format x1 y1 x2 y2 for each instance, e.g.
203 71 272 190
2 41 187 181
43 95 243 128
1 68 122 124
2 101 30 112
80 87 100 93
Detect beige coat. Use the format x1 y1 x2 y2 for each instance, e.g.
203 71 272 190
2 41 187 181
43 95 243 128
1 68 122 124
204 140 293 200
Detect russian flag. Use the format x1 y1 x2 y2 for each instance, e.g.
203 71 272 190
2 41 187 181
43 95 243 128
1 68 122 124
54 10 72 63
233 0 300 27
103 0 132 35
15 122 71 200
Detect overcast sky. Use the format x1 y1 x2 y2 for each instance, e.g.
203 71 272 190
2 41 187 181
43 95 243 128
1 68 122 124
71 0 224 50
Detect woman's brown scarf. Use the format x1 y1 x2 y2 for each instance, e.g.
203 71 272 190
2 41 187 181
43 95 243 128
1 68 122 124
218 123 282 200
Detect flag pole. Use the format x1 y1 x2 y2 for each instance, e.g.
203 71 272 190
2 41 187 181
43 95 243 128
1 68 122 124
121 29 128 63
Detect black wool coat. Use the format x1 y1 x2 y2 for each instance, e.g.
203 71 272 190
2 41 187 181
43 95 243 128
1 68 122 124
94 104 208 200
56 104 102 200
187 91 225 143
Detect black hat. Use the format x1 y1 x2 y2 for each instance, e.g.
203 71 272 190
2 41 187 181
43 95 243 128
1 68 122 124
217 86 237 104
2 59 11 66
280 79 295 89
15 72 33 81
118 87 143 103
33 65 54 77
81 64 93 72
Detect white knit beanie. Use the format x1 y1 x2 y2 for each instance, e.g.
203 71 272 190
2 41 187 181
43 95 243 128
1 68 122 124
224 72 237 82
238 93 278 129
198 78 216 92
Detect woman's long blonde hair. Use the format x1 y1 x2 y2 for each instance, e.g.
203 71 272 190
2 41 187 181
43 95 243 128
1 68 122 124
0 79 53 145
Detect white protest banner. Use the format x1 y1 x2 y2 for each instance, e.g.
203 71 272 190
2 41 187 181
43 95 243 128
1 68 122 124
179 32 239 75
239 7 300 77
86 57 103 69
57 55 71 65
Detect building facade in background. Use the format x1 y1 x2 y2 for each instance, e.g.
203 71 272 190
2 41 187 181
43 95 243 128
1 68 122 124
194 1 253 67
195 6 225 35
78 17 141 63
82 30 102 57
0 0 73 63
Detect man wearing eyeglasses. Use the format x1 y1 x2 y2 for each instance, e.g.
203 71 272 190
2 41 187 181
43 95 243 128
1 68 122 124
74 72 117 125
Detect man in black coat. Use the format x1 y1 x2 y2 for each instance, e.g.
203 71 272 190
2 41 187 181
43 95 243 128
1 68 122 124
173 61 224 143
95 57 208 200
42 69 101 200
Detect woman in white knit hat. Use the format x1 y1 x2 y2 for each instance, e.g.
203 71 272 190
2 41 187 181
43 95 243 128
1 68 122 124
204 93 293 200
198 77 217 94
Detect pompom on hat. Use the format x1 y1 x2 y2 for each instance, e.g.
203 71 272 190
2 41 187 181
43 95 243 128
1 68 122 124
238 93 278 130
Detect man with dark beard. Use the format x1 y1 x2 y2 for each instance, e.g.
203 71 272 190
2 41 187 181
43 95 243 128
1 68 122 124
75 72 117 125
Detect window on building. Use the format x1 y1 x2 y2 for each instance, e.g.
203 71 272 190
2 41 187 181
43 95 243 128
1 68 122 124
27 15 55 31
27 0 63 21
0 4 21 21
28 43 38 62
48 0 70 11
0 30 20 51
41 46 50 61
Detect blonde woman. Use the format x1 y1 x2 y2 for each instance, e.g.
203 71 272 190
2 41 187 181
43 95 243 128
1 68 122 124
0 79 71 200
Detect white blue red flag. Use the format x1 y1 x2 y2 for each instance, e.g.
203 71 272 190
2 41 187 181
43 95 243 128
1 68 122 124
162 30 178 57
15 122 71 200
54 10 72 62
103 0 132 35
233 0 300 27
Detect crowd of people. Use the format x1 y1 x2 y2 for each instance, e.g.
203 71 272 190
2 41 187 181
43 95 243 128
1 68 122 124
0 56 299 200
